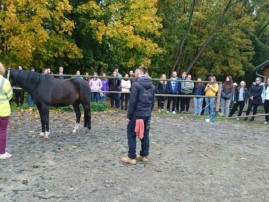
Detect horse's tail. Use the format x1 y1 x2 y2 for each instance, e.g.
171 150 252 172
76 79 91 130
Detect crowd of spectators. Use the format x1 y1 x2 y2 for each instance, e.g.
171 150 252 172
12 66 269 124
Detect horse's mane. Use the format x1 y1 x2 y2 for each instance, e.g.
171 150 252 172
11 70 53 89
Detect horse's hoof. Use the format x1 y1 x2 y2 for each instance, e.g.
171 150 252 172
44 132 50 139
40 132 44 137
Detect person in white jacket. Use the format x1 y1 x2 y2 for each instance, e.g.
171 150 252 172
121 73 131 110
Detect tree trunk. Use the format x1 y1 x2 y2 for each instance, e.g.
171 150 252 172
186 0 243 74
173 0 196 73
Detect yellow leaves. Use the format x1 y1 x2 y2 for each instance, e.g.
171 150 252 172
56 0 73 13
78 1 103 16
90 20 106 42
0 0 79 66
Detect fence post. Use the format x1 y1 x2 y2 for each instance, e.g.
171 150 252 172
215 82 222 114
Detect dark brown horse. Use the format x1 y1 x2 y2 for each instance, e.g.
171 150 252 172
8 70 91 138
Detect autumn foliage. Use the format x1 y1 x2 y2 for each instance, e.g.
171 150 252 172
0 0 269 78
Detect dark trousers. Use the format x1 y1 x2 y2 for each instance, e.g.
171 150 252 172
176 97 180 112
246 100 259 118
264 100 269 121
127 116 151 159
201 99 206 115
229 101 245 117
110 93 120 109
14 90 24 107
167 97 178 111
157 97 165 109
0 117 9 154
181 96 191 112
121 93 130 110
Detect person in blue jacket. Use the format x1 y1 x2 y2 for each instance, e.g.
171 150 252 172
166 71 181 114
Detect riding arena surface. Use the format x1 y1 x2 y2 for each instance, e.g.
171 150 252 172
0 110 268 201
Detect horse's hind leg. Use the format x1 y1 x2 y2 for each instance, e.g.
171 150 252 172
82 102 91 130
72 102 81 133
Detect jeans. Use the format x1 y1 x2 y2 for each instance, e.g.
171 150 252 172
167 97 178 112
205 97 215 115
91 92 101 102
229 101 245 117
221 98 231 117
0 117 9 154
127 116 151 159
194 97 204 115
27 94 34 106
264 100 269 121
102 93 108 102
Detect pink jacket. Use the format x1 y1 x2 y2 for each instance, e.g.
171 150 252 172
121 79 131 93
89 78 102 92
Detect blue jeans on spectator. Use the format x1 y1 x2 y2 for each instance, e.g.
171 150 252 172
102 93 108 102
127 116 151 159
27 94 34 106
194 97 203 115
91 92 101 102
205 97 215 115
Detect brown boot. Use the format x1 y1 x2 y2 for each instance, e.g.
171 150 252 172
121 157 136 165
136 155 148 162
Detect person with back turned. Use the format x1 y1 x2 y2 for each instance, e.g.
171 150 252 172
0 62 13 160
121 65 155 165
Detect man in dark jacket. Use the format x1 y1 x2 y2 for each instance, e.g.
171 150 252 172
245 77 263 121
109 71 121 109
121 66 155 165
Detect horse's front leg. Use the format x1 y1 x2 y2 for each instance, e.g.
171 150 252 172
72 103 81 134
37 103 50 139
44 108 50 139
37 104 46 137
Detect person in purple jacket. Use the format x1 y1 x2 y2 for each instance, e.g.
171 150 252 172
101 73 109 102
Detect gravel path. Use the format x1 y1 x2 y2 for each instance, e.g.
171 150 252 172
0 110 268 201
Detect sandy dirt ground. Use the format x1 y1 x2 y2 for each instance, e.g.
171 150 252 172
0 110 269 202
